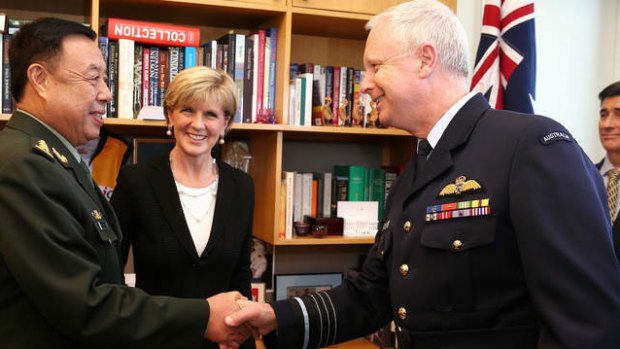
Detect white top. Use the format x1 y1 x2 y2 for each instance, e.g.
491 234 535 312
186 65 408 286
175 178 218 256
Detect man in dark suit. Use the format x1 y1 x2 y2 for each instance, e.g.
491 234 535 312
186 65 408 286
0 17 248 348
224 1 620 348
596 80 620 264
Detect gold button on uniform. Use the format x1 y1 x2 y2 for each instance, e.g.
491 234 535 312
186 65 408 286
399 264 409 276
403 221 412 233
452 240 463 250
398 307 407 320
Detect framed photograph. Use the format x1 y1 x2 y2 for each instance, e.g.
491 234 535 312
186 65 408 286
274 273 343 301
132 138 174 164
251 282 266 303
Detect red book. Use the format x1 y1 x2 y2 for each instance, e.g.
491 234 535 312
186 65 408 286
141 47 150 107
255 29 266 117
107 18 200 47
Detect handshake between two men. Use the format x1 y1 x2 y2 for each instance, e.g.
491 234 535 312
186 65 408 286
206 291 278 349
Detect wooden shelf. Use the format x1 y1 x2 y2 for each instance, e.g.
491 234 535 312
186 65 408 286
275 236 375 246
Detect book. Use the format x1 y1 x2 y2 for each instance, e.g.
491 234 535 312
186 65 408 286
158 47 169 105
278 180 287 240
148 46 160 106
168 46 181 85
132 44 143 118
107 40 119 117
107 18 200 47
282 171 295 239
369 168 386 222
242 35 255 123
267 27 277 115
331 66 340 125
334 165 366 201
117 38 135 119
300 73 313 126
141 46 150 107
0 34 4 112
254 29 266 118
322 172 332 218
301 173 313 220
184 46 197 68
332 172 348 217
293 172 303 223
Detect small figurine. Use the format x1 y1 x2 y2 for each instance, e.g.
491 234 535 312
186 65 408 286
351 100 363 127
367 101 379 128
322 96 334 125
339 98 349 126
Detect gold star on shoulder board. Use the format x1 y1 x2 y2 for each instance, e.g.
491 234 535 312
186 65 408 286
32 139 54 162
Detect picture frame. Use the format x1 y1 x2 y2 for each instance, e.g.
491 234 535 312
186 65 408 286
132 138 174 164
274 273 343 301
251 282 266 303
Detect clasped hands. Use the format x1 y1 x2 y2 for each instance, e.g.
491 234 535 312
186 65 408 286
205 291 277 349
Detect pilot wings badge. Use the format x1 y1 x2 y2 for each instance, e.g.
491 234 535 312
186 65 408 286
438 175 484 198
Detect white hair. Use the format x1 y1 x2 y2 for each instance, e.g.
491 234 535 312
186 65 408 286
366 0 469 77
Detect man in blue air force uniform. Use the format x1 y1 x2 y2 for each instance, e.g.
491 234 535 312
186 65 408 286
225 1 620 348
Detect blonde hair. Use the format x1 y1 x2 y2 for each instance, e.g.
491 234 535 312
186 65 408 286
163 66 239 129
366 0 469 77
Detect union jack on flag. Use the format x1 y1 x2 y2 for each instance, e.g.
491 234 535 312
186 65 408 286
470 0 536 113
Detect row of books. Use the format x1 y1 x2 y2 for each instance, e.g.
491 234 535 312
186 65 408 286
288 63 378 128
0 15 31 113
101 18 278 123
278 165 401 239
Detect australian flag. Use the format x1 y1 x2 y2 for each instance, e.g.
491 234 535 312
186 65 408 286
470 0 536 114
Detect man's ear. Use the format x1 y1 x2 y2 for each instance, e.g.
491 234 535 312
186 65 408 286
418 44 437 78
27 63 50 98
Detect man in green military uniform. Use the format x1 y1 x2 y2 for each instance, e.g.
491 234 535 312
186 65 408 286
0 17 247 348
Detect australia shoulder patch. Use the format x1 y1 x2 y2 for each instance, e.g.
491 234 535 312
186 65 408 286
540 131 572 145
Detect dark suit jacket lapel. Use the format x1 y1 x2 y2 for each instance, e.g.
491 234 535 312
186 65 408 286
409 94 491 197
202 160 234 257
150 155 200 260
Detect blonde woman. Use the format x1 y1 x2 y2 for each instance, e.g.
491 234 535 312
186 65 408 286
111 66 255 349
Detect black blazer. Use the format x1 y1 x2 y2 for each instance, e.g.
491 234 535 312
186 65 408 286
595 159 620 263
110 154 255 349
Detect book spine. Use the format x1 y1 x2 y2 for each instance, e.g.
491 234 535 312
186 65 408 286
293 172 303 223
148 46 160 106
158 48 169 105
301 173 313 220
233 34 246 123
301 73 313 126
255 29 266 116
322 172 332 218
132 44 143 118
141 47 150 107
117 38 134 119
1 34 9 113
242 35 254 123
262 36 270 116
184 46 196 68
279 180 286 240
107 40 119 117
107 17 200 47
267 27 277 114
347 165 366 201
168 46 180 84
331 66 340 125
0 34 3 112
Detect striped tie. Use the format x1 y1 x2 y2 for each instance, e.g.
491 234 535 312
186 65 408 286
607 169 620 223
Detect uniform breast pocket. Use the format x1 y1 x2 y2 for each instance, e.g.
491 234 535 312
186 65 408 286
420 217 497 311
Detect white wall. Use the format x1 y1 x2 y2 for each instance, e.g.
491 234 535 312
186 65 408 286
457 0 620 162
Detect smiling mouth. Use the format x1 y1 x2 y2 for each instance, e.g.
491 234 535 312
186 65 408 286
188 133 208 141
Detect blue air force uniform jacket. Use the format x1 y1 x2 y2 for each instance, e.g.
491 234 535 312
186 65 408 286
0 112 212 348
268 94 620 348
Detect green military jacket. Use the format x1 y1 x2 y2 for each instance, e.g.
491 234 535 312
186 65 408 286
0 112 211 348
